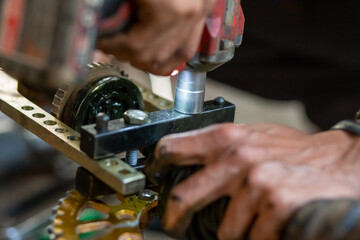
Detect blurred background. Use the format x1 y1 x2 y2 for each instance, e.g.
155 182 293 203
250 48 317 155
1 0 360 239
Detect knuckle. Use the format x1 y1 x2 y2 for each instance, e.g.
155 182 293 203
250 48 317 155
268 189 294 210
181 47 196 60
215 124 241 142
230 144 254 165
170 1 202 17
248 165 269 188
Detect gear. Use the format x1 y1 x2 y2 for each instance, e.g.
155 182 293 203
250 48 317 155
51 62 144 132
49 189 158 240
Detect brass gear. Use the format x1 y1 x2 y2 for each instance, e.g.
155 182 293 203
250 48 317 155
51 62 144 132
48 190 158 240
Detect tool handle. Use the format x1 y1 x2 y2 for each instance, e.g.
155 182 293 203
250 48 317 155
281 199 360 240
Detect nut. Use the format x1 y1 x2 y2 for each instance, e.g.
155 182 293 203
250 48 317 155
137 189 156 201
123 110 148 125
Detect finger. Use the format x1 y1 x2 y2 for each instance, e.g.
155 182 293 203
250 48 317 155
162 155 245 236
149 17 206 75
245 124 306 137
150 123 244 174
97 22 156 61
217 185 263 240
249 205 293 240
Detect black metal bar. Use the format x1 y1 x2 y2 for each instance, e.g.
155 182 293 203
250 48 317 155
80 99 235 159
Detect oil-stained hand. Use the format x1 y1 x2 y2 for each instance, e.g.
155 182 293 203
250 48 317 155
97 0 216 76
148 123 360 240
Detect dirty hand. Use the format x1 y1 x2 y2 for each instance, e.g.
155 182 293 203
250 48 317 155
148 123 360 240
97 0 216 76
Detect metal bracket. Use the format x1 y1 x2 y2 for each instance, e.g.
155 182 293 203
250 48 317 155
81 99 236 159
0 69 145 195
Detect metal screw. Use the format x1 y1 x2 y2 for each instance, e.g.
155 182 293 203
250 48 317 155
124 109 148 125
124 110 148 166
96 112 110 133
137 189 156 201
126 150 138 167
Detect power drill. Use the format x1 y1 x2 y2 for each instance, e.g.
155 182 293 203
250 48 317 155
0 0 132 102
175 0 244 114
0 0 244 108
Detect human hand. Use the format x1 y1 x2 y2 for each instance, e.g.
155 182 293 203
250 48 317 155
97 0 216 76
147 123 360 240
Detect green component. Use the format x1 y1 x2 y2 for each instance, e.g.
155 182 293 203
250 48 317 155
78 208 109 222
78 230 103 240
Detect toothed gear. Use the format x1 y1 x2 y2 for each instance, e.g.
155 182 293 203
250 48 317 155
49 190 158 240
51 62 144 132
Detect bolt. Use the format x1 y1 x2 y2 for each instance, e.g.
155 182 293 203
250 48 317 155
137 189 156 201
123 110 149 125
124 110 148 166
126 150 138 166
213 96 225 106
96 112 110 132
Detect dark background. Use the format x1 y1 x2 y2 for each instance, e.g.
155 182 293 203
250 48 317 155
210 0 360 130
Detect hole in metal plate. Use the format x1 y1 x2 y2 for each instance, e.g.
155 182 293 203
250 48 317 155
67 135 80 141
21 106 34 111
56 128 68 133
44 120 57 126
32 113 45 118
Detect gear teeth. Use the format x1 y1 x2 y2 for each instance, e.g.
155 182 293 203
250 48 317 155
58 197 66 205
52 206 59 214
51 62 132 127
51 84 72 119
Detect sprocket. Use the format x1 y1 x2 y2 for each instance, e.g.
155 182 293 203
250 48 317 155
51 62 144 132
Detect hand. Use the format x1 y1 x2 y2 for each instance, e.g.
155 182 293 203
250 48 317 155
147 123 360 240
97 0 216 76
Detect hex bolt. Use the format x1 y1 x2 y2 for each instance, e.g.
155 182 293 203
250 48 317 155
137 189 156 201
123 109 149 125
123 110 148 166
96 112 110 133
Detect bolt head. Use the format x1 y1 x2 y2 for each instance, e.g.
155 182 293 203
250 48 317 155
123 110 148 125
214 96 225 106
137 189 156 201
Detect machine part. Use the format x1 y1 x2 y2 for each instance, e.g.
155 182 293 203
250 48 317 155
126 150 139 167
123 109 149 166
75 167 116 199
52 62 144 132
49 189 158 240
174 70 206 114
80 98 236 159
0 69 145 195
124 110 149 125
96 113 110 133
159 166 229 240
